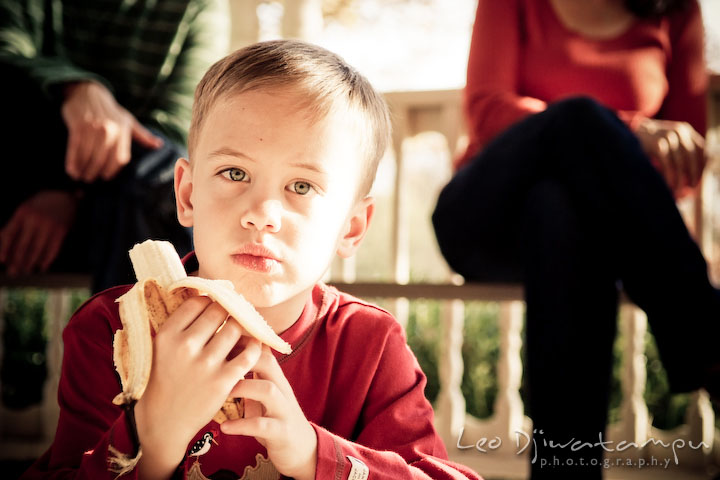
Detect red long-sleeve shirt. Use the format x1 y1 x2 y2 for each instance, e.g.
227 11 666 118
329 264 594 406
459 0 708 169
20 266 481 479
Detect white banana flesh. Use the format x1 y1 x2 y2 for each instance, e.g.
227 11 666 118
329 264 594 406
112 239 291 424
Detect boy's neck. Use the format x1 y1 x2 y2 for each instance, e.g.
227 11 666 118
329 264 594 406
255 286 312 336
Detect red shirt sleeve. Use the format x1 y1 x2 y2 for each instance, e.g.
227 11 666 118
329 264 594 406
20 289 148 480
657 0 708 133
311 320 482 479
461 0 547 167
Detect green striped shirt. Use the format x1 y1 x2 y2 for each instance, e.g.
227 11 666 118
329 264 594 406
0 0 230 145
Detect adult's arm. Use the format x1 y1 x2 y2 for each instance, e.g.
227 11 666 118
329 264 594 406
0 0 112 99
659 0 707 134
632 0 708 194
140 0 230 146
464 0 546 158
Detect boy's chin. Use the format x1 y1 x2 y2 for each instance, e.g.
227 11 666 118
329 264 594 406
230 279 285 308
232 279 314 311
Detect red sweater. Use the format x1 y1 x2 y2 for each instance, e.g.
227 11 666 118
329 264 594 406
459 0 708 169
21 272 481 479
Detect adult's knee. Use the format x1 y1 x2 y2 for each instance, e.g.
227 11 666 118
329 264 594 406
544 96 629 140
546 96 609 122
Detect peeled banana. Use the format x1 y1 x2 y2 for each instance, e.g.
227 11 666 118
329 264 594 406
113 239 292 424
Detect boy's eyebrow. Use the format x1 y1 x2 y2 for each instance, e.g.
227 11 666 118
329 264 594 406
289 161 326 175
208 147 255 162
208 147 327 175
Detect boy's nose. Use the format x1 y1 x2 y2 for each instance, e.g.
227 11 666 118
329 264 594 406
240 198 282 233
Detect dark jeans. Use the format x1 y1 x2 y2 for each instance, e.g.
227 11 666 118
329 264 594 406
0 62 192 293
432 97 720 479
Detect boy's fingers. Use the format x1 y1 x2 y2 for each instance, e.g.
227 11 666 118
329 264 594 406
243 397 264 419
251 346 294 398
225 338 262 380
220 414 277 439
204 318 242 359
184 302 228 344
229 377 288 419
162 295 213 333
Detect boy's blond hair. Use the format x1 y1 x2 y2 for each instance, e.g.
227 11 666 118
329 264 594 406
188 39 391 197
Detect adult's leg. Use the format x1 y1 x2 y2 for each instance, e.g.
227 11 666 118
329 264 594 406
433 95 720 390
433 121 617 478
522 180 618 479
0 61 94 275
432 96 720 478
0 62 191 290
83 133 193 293
0 61 76 223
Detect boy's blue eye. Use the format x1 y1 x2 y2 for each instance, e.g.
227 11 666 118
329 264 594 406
226 168 247 182
292 181 312 195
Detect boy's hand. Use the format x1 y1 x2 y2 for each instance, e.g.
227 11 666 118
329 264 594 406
221 346 318 480
135 296 261 478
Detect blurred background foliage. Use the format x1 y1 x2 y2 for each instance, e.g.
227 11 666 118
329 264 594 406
1 290 88 409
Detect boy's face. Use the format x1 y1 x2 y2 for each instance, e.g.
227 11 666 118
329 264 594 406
175 89 373 316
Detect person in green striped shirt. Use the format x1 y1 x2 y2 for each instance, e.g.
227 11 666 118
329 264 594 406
0 0 230 292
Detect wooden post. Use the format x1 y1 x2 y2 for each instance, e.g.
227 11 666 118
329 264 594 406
229 0 261 49
282 0 323 41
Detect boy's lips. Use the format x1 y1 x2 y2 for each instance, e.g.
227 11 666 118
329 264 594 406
231 244 280 273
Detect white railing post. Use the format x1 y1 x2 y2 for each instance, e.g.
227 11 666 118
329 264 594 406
609 305 649 461
386 96 411 327
493 300 526 440
229 0 261 49
42 290 72 443
281 0 323 42
435 299 466 445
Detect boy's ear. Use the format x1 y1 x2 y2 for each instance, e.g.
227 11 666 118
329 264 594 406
337 196 375 258
174 158 194 227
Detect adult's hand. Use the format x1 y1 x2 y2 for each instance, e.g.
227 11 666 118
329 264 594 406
61 81 163 183
635 118 706 194
0 191 78 276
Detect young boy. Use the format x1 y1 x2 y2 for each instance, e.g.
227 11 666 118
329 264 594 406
21 40 482 480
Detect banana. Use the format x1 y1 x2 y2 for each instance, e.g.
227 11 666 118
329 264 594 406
112 239 291 425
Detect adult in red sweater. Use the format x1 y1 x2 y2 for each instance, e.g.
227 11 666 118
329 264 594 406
432 0 719 478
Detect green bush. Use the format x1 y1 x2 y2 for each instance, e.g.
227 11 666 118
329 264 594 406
404 298 705 430
1 289 89 409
